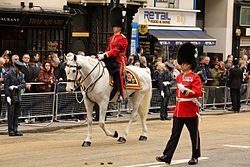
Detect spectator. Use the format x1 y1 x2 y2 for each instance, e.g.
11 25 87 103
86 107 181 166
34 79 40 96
45 53 53 61
139 56 147 68
34 52 42 69
228 59 243 112
127 55 135 66
134 60 140 67
21 54 34 83
204 56 212 86
37 61 56 92
29 58 39 82
77 51 85 56
239 60 248 84
51 54 66 81
9 55 20 72
2 52 11 72
0 57 5 116
134 47 143 62
195 56 207 84
171 60 181 80
224 55 233 65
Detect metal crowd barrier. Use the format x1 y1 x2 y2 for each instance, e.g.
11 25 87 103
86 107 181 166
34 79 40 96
0 82 249 123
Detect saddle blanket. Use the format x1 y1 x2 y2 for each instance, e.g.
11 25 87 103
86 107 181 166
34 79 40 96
109 68 141 89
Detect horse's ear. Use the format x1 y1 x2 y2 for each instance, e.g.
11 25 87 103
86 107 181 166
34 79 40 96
74 54 77 61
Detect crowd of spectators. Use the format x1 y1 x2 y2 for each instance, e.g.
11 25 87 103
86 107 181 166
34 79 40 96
0 50 67 93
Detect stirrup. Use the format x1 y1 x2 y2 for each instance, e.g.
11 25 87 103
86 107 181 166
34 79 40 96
117 94 123 103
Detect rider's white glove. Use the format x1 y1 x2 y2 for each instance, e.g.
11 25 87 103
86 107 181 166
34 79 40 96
97 53 106 60
7 96 11 105
161 91 164 98
163 81 171 86
9 85 18 90
177 83 185 92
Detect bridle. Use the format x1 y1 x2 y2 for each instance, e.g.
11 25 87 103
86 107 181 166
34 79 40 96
66 58 105 103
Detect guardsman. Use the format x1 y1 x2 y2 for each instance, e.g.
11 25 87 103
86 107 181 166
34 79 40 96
4 60 26 136
98 6 128 100
156 43 202 165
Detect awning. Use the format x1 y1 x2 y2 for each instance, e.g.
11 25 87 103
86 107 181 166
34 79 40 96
148 26 216 46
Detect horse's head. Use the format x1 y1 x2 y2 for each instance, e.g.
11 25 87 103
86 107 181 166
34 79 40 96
65 52 82 93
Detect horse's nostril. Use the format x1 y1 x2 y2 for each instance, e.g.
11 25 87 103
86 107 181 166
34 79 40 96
71 89 74 92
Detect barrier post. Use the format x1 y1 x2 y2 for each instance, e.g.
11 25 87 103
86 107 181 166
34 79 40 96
52 82 58 121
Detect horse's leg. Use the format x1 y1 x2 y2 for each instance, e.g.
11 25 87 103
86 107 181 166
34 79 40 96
137 104 148 141
138 89 151 141
98 101 118 138
118 94 142 143
82 100 94 147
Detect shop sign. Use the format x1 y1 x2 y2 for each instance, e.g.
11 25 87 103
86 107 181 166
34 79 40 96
138 24 148 35
137 8 197 27
159 41 216 46
0 13 22 26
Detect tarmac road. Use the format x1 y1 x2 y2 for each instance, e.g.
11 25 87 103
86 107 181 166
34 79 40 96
0 112 250 167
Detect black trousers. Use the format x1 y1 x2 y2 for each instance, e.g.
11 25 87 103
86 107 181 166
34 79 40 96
163 116 201 160
7 102 21 133
230 88 241 111
160 93 170 119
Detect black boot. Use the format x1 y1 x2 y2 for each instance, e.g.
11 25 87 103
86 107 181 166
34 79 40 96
188 158 198 165
155 155 171 164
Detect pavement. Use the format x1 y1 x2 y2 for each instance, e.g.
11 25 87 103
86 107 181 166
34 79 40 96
0 104 250 135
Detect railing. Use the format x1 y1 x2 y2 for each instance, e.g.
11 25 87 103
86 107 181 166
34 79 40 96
0 82 249 123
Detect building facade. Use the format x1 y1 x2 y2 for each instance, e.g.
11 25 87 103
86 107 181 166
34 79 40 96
0 0 71 59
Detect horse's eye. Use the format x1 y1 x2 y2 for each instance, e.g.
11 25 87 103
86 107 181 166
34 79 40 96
72 70 76 73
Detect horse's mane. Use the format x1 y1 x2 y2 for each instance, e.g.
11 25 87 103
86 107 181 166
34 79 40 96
77 55 99 65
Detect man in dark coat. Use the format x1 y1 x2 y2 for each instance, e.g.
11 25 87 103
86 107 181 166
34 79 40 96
228 59 243 112
4 60 26 136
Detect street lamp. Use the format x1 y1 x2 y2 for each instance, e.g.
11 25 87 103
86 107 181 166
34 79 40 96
235 28 241 58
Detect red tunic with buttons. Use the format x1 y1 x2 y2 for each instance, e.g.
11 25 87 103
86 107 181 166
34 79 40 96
174 72 203 118
105 33 128 66
105 33 128 98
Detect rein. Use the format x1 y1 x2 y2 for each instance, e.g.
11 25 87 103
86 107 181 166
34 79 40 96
67 60 106 103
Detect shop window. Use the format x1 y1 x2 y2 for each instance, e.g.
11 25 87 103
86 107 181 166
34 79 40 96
27 29 64 59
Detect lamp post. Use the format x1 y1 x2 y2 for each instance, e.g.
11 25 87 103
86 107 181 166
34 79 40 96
235 28 241 58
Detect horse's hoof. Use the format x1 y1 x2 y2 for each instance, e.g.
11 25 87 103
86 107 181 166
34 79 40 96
139 136 147 141
118 137 126 143
82 141 91 147
113 131 118 138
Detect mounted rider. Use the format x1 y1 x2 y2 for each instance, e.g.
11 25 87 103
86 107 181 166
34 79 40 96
98 6 128 100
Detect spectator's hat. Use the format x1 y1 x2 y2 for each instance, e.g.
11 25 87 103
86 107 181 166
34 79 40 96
177 43 197 70
233 58 239 65
111 6 123 28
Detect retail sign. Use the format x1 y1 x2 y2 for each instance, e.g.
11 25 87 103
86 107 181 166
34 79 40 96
136 7 198 27
159 41 216 46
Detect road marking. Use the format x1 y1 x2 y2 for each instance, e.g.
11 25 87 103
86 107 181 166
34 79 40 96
122 157 209 167
224 145 250 149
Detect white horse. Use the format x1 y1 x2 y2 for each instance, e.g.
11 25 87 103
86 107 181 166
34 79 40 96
65 53 152 147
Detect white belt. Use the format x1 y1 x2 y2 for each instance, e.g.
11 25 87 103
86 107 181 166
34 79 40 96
176 97 201 107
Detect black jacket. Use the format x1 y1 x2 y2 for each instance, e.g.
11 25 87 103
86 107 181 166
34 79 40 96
158 70 173 93
21 64 34 82
228 66 243 89
4 69 26 102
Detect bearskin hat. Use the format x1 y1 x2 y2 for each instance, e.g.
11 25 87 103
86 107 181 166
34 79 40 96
177 43 197 70
111 6 123 28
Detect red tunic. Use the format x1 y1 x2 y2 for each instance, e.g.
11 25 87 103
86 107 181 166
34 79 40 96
105 33 128 66
105 33 128 98
174 72 202 118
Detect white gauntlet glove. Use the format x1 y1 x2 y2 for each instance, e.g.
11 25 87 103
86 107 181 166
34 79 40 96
177 83 186 93
9 85 18 90
163 81 171 86
161 91 164 98
7 97 11 105
97 53 106 60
